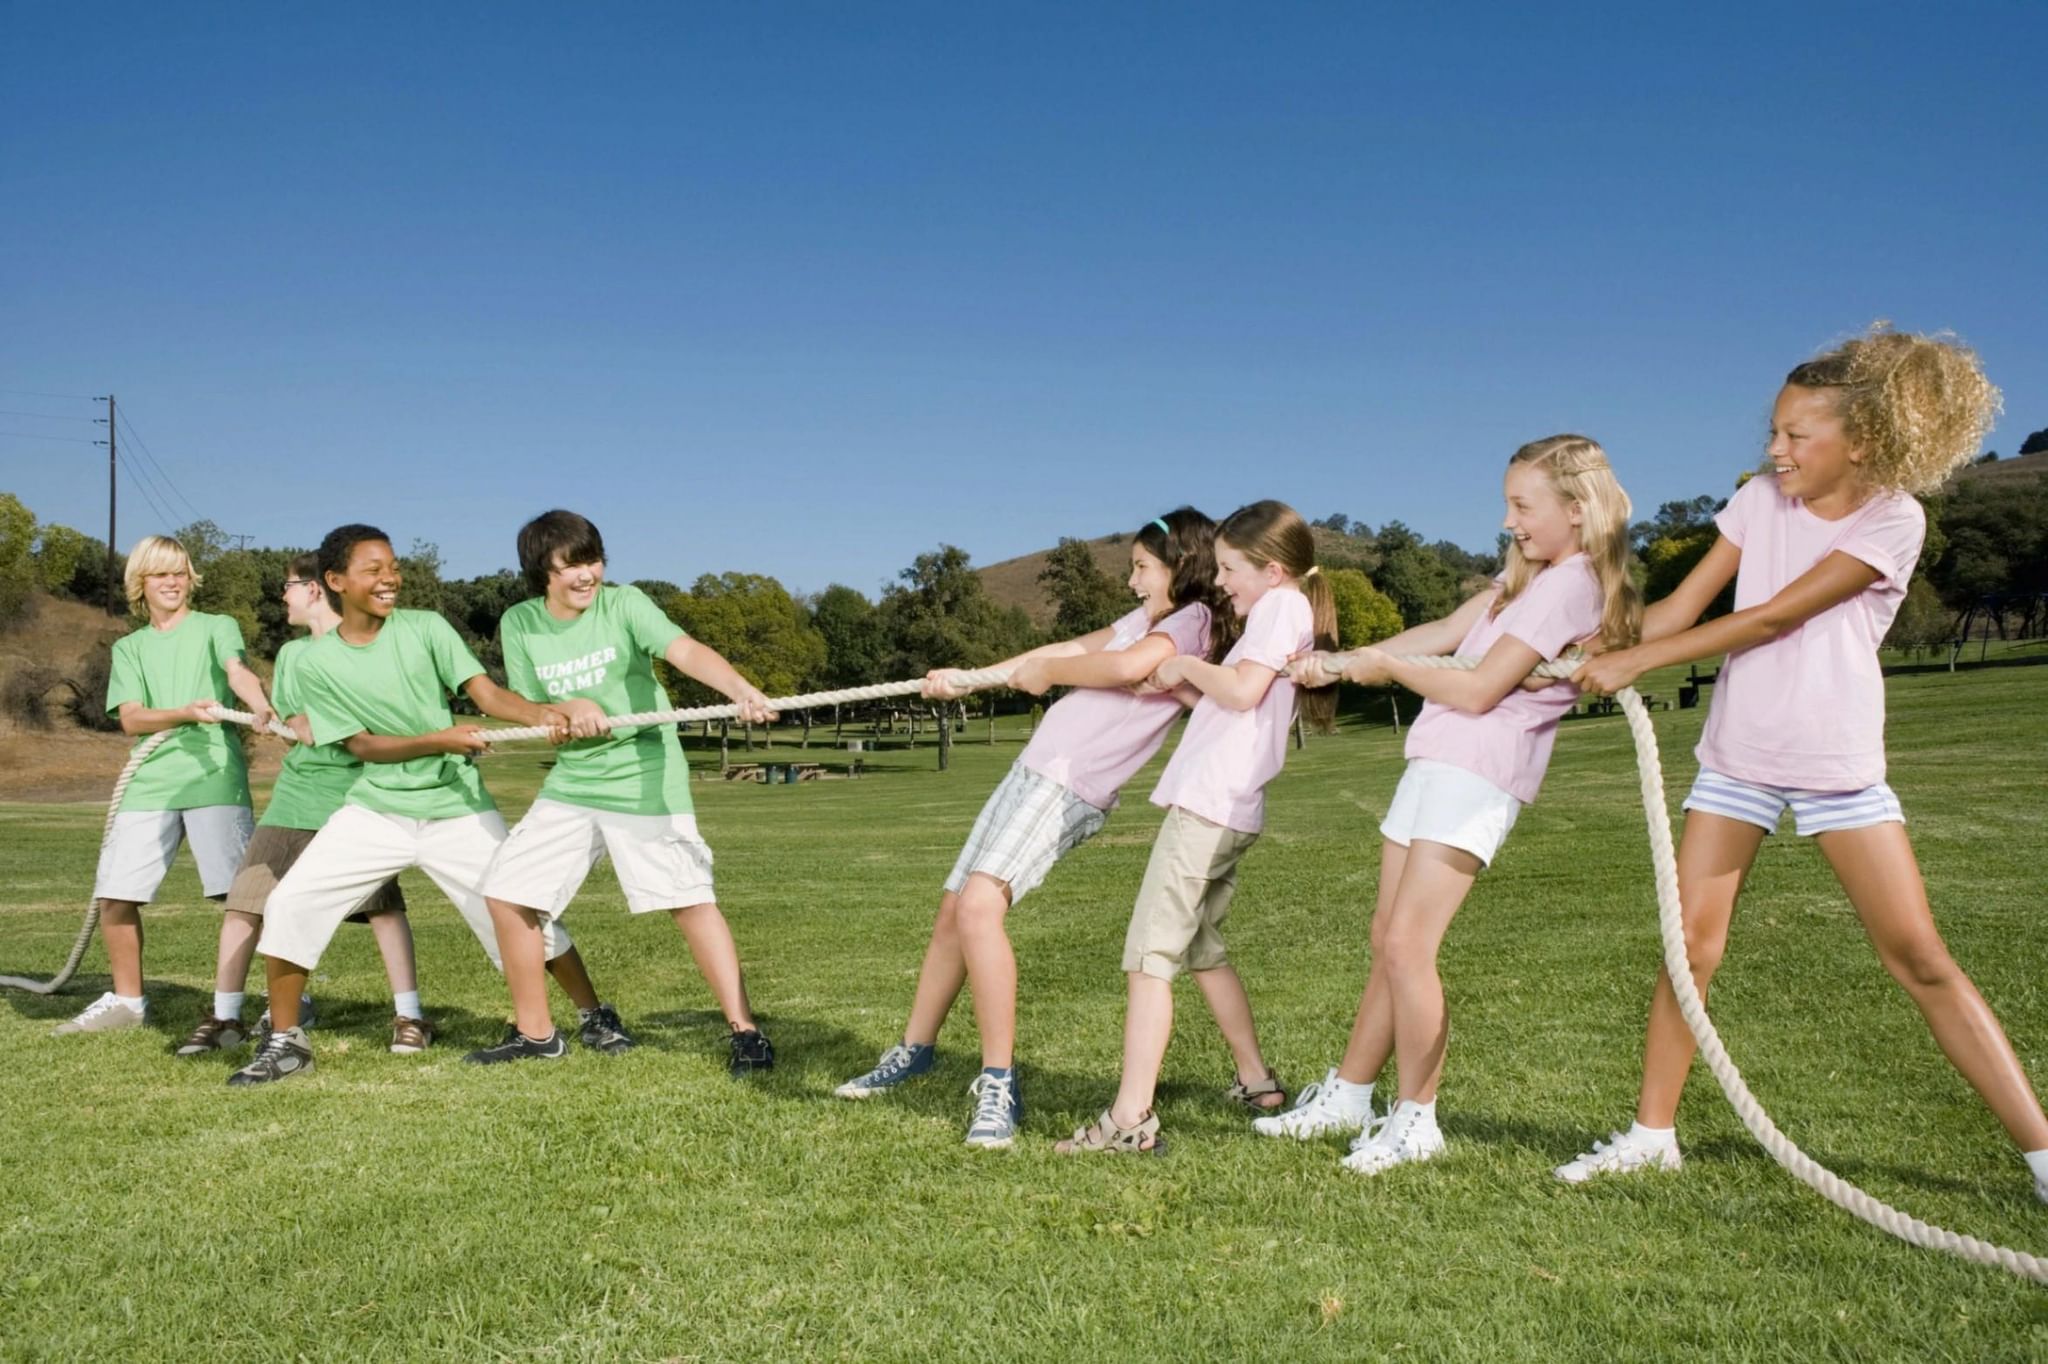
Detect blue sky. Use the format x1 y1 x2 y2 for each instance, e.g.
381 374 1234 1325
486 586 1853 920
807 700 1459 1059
4 3 2044 598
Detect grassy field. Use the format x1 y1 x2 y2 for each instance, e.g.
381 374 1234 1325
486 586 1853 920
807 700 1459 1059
3 656 2048 1361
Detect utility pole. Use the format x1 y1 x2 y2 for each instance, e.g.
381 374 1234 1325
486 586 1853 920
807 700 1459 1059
97 393 118 614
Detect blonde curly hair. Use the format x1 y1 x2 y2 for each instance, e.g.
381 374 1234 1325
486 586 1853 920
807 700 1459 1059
1783 322 2002 494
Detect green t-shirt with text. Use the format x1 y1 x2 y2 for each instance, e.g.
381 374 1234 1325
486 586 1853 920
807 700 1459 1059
499 584 693 816
258 635 365 830
105 611 252 812
299 610 495 821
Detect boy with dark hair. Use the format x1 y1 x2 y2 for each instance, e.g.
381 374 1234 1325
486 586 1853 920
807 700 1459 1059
471 509 778 1072
229 525 626 1085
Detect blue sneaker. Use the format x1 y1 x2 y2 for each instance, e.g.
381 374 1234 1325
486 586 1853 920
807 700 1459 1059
834 1042 936 1099
964 1068 1021 1149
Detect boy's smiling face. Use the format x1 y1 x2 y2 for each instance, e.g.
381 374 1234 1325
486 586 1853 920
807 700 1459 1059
328 539 402 620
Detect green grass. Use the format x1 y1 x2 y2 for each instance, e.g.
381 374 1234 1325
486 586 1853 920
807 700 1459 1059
5 659 2048 1361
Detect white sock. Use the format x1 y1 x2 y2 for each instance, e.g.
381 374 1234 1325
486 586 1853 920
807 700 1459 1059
1628 1121 1678 1148
394 990 422 1020
2024 1149 2048 1185
114 993 145 1014
214 991 244 1021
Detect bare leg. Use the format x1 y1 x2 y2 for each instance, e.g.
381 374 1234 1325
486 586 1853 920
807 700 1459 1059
1817 823 2048 1151
1110 971 1174 1126
98 899 144 997
545 945 602 1013
263 956 311 1031
366 909 418 996
668 901 756 1030
1379 840 1481 1102
1337 839 1409 1085
1636 812 1768 1127
902 892 969 1046
213 908 263 1000
1192 964 1278 1103
954 874 1017 1069
486 897 554 1038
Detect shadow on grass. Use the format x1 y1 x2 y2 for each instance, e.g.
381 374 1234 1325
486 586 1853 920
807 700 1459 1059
1681 1133 2002 1199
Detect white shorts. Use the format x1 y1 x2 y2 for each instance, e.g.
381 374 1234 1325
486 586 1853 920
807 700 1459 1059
943 763 1109 904
257 806 575 972
1683 768 1905 837
93 805 254 904
480 798 716 923
1378 760 1523 867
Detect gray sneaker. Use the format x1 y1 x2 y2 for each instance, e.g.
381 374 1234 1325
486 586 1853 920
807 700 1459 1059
835 1042 936 1099
252 995 317 1045
53 991 145 1036
964 1069 1021 1150
227 1027 314 1087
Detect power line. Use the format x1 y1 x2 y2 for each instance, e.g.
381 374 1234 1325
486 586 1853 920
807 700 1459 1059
0 408 98 422
0 387 97 401
114 408 207 526
118 458 179 529
0 429 96 443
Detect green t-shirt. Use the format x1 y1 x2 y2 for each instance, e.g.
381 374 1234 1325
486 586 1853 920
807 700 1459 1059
105 611 252 812
258 636 365 829
499 583 694 816
299 609 496 821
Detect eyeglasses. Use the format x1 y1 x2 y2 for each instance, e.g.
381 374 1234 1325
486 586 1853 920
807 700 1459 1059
283 579 318 590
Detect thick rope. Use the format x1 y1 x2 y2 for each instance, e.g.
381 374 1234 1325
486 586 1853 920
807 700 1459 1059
10 658 2043 1281
1334 650 2048 1285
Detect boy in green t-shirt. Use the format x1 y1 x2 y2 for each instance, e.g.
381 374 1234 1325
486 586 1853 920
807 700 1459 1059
230 525 618 1086
57 535 277 1037
471 510 778 1074
176 552 427 1058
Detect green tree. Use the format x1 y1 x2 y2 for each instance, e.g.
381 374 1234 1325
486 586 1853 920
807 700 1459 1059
1641 527 1735 618
661 571 827 702
1372 541 1462 628
0 492 36 628
177 519 265 645
1326 567 1402 648
397 539 444 612
811 583 885 687
878 544 1038 675
1629 495 1723 555
33 522 93 594
1039 537 1128 638
2019 428 2048 457
1884 577 1952 657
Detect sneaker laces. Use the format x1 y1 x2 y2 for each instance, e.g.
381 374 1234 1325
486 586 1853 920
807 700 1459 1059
74 991 125 1022
1572 1131 1662 1173
868 1043 915 1082
968 1072 1015 1128
1353 1104 1430 1156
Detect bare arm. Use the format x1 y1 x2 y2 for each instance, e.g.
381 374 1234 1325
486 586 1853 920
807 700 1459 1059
1158 656 1280 712
663 637 777 722
1577 548 1880 694
1367 587 1497 658
223 656 276 730
1009 632 1178 695
344 727 487 762
463 674 569 734
1347 633 1546 715
116 698 222 737
1641 537 1742 643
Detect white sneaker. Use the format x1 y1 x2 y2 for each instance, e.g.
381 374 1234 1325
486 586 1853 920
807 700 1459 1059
2034 1175 2046 1207
52 991 146 1036
1553 1129 1683 1184
1252 1067 1373 1140
252 994 317 1044
1340 1101 1445 1175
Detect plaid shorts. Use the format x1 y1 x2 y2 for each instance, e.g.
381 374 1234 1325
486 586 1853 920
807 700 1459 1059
943 762 1109 904
1683 768 1905 837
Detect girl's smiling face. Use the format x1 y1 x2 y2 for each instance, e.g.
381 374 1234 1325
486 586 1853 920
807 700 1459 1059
1501 462 1582 565
1768 384 1863 506
546 555 605 616
1214 539 1281 617
1128 543 1173 617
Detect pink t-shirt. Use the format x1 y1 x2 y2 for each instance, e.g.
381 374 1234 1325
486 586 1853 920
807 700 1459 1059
1019 602 1213 810
1150 586 1315 834
1695 474 1924 790
1405 554 1604 804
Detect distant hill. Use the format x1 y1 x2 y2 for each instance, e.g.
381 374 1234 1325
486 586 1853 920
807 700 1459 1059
977 527 1382 627
1952 449 2048 487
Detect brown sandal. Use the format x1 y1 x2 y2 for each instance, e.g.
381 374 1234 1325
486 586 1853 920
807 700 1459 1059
1053 1109 1167 1155
1225 1072 1288 1112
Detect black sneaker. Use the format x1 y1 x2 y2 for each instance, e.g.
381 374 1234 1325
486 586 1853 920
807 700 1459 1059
227 1027 314 1087
729 1027 775 1077
577 1004 636 1055
464 1027 567 1065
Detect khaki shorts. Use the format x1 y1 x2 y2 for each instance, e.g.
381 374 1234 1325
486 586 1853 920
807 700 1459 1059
93 805 253 904
224 824 406 921
1121 806 1260 980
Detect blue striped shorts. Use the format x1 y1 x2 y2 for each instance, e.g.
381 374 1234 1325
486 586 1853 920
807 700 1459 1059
1682 768 1904 837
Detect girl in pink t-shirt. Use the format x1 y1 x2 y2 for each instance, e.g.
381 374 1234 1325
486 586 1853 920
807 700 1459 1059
835 508 1229 1151
1557 326 2048 1204
1056 500 1338 1155
1269 436 1640 1175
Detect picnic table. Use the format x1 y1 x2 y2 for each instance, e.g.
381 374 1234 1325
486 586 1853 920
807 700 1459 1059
725 762 826 784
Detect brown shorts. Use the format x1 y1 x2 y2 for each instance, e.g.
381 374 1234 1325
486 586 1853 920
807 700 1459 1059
223 824 405 922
